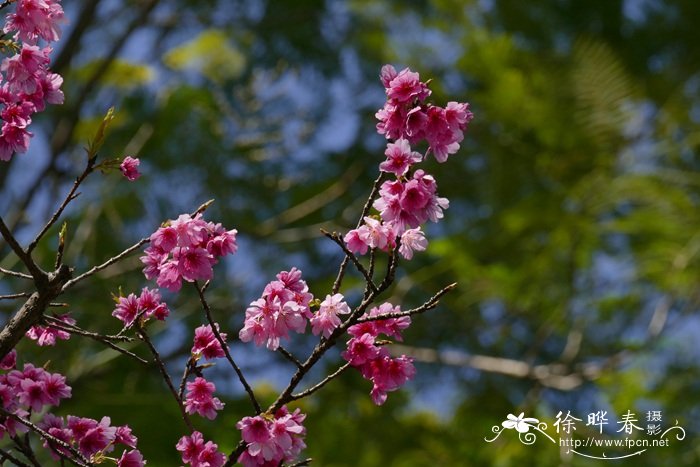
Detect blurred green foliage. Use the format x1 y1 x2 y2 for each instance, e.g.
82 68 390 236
2 0 700 465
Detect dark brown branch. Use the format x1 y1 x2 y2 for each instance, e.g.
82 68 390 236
136 326 194 432
0 264 72 359
277 346 303 370
0 216 46 283
43 318 147 365
193 282 261 414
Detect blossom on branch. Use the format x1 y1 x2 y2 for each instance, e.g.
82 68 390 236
236 406 307 467
184 377 224 420
176 431 225 467
343 303 415 405
239 268 313 350
140 214 238 292
26 313 75 346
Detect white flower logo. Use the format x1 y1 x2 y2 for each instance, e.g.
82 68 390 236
502 413 540 433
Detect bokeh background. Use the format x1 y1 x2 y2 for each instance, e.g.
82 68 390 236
1 0 700 465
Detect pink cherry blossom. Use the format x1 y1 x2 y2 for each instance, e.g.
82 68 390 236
398 227 428 260
120 156 141 181
1 44 50 94
310 293 350 338
118 449 145 467
344 217 396 255
0 123 32 161
385 67 431 103
343 302 415 405
4 0 65 44
0 350 16 370
379 138 422 176
112 293 139 326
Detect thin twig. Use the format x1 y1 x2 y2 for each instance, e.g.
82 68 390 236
0 268 32 280
290 363 351 401
193 282 261 414
178 356 196 401
10 436 40 467
277 346 303 370
0 447 30 467
0 293 31 300
288 459 313 467
356 282 457 322
60 237 149 292
43 318 147 365
27 160 93 254
136 326 194 431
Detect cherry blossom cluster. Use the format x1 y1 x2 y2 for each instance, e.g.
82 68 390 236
343 303 416 405
176 431 226 467
26 313 75 346
112 286 170 327
239 267 313 350
345 66 471 259
236 406 306 467
140 213 238 292
191 323 227 360
39 414 144 466
0 0 64 161
0 363 71 424
184 377 224 420
376 65 473 162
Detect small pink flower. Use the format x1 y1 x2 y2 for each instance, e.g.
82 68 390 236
386 68 430 103
379 138 422 176
399 227 428 260
310 293 350 338
342 333 380 366
191 324 227 359
175 246 214 282
0 350 16 370
118 449 145 467
115 425 138 448
120 156 141 181
112 293 140 326
0 123 32 161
